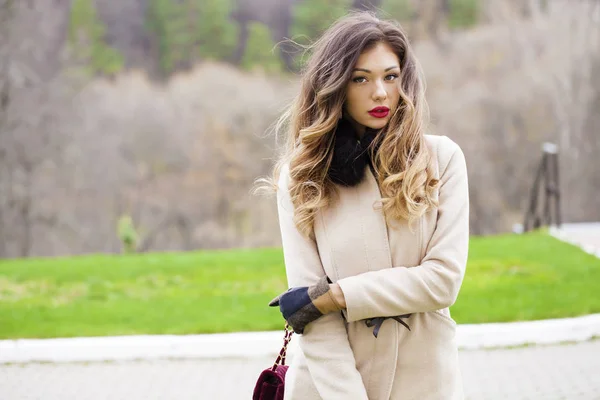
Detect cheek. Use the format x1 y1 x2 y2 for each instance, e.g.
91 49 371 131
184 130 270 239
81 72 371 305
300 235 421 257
345 88 358 105
389 86 400 103
345 89 363 113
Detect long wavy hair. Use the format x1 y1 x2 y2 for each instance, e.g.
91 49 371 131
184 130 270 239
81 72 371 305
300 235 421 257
254 11 439 238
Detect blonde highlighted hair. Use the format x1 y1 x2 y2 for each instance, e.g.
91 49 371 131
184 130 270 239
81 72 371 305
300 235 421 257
254 11 438 238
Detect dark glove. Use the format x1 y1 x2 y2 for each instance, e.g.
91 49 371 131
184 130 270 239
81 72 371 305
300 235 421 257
268 275 343 334
365 314 412 338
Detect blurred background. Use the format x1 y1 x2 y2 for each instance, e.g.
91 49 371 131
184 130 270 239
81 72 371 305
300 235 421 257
1 0 598 259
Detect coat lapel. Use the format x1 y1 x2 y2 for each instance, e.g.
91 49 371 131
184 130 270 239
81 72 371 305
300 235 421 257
317 165 393 280
314 165 399 400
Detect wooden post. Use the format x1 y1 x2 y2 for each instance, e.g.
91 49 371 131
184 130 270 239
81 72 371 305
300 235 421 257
524 143 561 232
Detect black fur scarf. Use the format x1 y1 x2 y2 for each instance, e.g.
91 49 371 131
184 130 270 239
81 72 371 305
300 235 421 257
327 118 382 187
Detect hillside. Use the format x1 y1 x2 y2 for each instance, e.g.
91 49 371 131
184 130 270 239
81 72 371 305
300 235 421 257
1 0 599 257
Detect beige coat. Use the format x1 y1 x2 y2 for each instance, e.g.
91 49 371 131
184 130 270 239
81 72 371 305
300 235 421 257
276 134 469 400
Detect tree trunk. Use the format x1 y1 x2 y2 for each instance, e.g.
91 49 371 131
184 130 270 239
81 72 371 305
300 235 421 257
270 0 296 71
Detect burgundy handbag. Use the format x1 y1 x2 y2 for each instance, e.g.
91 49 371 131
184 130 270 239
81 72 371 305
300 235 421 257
252 322 294 400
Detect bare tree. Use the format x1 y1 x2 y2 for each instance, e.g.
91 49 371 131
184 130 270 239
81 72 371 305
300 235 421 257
0 0 74 257
0 0 14 256
508 0 600 221
233 0 299 71
409 0 450 43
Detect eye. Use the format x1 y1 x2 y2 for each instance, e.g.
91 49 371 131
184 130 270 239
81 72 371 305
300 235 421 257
352 76 367 83
385 73 399 81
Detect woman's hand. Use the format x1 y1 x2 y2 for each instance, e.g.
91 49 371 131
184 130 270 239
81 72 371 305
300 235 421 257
329 282 347 309
268 275 344 334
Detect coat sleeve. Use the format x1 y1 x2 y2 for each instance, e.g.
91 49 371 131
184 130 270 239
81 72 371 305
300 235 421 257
336 137 470 323
276 164 369 399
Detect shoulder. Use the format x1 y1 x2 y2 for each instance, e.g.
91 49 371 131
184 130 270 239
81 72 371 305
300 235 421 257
424 134 466 177
277 162 292 189
276 162 295 212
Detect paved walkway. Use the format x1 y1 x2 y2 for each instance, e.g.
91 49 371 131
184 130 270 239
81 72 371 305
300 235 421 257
2 339 599 400
558 223 600 254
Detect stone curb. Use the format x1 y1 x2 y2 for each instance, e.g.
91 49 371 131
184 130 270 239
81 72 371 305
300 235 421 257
1 313 599 364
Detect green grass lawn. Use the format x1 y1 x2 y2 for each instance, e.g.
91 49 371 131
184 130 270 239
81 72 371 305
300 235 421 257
1 230 599 339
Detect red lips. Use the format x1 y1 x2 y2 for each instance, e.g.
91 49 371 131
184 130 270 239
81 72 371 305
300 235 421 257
368 106 390 118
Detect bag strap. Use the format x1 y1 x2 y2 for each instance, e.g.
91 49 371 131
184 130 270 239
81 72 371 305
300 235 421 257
271 322 294 370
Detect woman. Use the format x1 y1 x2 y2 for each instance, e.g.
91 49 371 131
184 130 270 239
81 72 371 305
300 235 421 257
260 11 469 400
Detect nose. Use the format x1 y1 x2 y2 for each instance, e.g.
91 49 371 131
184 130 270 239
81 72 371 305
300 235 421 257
372 79 387 101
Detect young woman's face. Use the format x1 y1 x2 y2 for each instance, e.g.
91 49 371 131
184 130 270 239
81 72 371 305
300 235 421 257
344 41 401 137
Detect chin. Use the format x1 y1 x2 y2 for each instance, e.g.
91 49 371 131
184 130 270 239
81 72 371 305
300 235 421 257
364 118 390 130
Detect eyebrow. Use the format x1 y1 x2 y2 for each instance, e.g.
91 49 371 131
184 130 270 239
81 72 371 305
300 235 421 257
352 66 400 73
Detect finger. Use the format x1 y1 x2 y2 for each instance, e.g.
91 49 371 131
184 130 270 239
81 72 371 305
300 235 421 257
268 296 280 307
